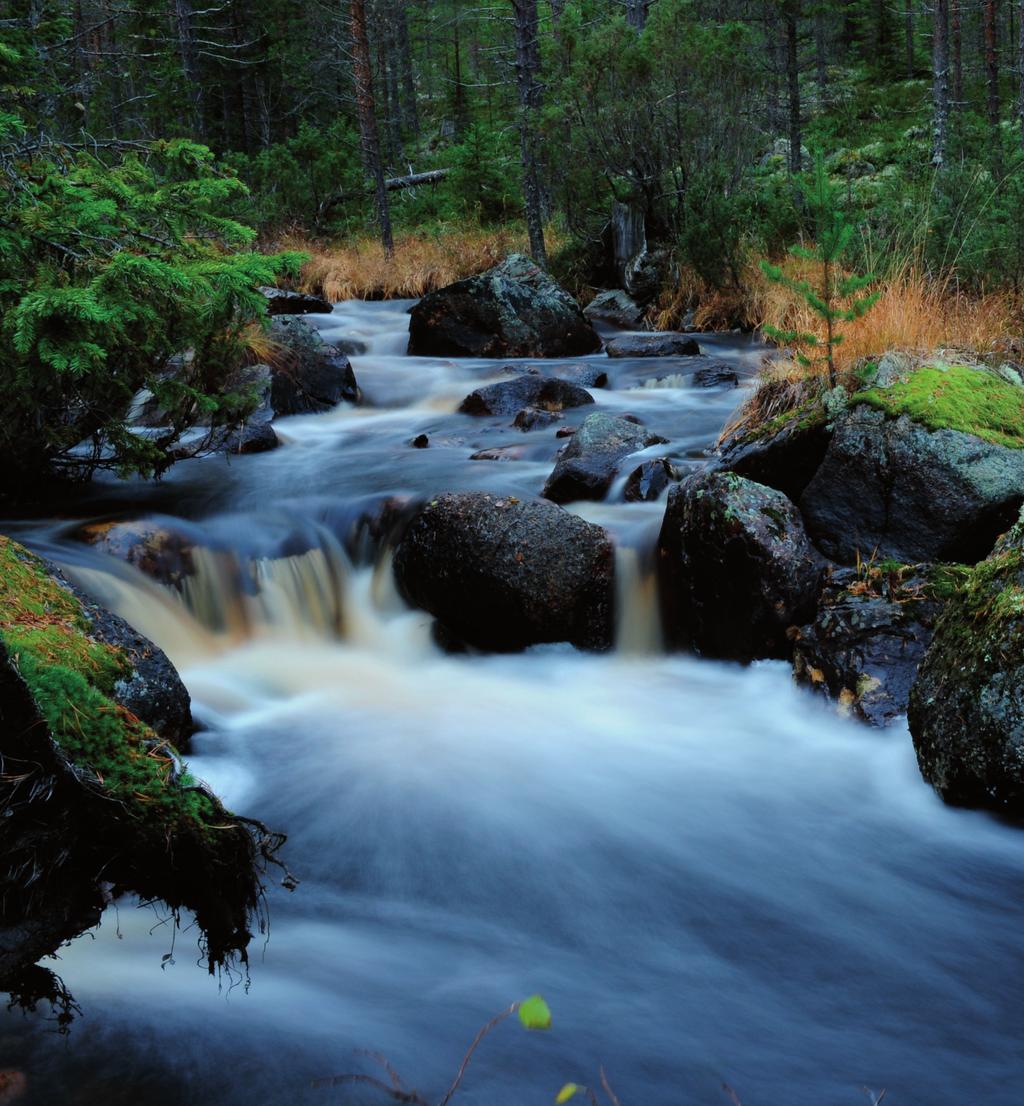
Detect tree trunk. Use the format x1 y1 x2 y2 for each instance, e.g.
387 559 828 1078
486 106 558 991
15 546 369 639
1019 0 1024 147
172 0 205 139
815 7 828 100
933 0 949 166
394 0 419 136
626 0 651 31
511 0 547 266
350 0 394 257
785 0 802 174
904 0 914 77
985 0 1002 170
952 0 962 105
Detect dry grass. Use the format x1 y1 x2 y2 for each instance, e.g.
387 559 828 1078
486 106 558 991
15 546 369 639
286 226 566 302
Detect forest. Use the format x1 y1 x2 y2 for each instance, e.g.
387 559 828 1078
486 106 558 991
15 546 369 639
5 1 1024 1104
5 0 1024 490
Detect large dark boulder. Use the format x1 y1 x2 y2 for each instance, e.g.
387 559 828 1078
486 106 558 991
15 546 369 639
908 525 1024 812
392 492 615 651
407 254 601 359
793 565 950 727
800 405 1024 564
658 471 826 660
459 376 594 417
605 334 701 358
269 315 361 415
543 412 668 504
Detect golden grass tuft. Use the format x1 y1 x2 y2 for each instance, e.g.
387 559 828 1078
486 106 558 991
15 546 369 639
286 226 566 303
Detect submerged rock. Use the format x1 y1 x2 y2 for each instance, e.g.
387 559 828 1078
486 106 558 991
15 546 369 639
793 565 952 727
543 412 668 504
908 524 1024 812
392 492 614 651
692 362 740 388
407 254 601 359
459 376 594 417
658 471 825 660
605 334 701 358
79 519 196 589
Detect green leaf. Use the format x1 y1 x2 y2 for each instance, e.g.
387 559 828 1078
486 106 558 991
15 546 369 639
556 1084 580 1104
518 994 552 1031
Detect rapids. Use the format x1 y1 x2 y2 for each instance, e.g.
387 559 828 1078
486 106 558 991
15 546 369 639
3 303 1023 1106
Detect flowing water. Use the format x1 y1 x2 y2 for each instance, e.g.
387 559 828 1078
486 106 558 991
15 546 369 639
3 303 1024 1106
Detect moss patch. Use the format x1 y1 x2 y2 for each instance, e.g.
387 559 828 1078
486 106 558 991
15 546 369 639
852 364 1024 450
0 536 215 831
736 396 828 445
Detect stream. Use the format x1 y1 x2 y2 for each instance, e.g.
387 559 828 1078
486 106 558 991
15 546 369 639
3 302 1024 1106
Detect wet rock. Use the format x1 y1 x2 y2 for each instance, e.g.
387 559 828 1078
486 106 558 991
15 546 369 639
793 566 948 727
623 458 679 502
510 362 609 388
393 492 615 651
60 574 194 746
605 334 701 359
801 405 1024 564
543 412 668 504
269 316 361 415
584 289 646 329
715 401 832 503
514 407 563 431
459 376 594 417
658 471 826 660
78 519 196 590
411 434 430 449
212 407 278 455
260 286 333 315
556 426 576 439
908 525 1024 812
692 363 740 388
407 254 601 359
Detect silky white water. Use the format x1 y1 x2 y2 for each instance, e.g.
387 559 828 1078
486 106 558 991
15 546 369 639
4 303 1023 1106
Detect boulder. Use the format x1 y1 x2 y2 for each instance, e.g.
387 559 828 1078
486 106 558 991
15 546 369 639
793 565 949 727
269 316 361 415
584 289 646 329
458 376 594 417
260 286 333 315
908 525 1024 812
801 405 1024 564
393 493 615 651
715 399 832 502
605 334 701 359
658 471 826 660
407 254 601 359
623 458 679 502
514 407 563 431
543 412 668 504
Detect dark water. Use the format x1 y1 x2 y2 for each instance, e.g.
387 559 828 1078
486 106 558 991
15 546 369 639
3 302 1023 1106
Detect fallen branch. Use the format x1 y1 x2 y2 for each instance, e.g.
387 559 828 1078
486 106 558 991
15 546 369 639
318 169 451 219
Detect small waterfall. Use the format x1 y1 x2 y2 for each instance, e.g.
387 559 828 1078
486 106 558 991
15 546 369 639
614 543 663 655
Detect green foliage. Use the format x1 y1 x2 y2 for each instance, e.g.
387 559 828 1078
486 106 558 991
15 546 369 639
445 125 520 224
760 157 879 385
852 364 1024 449
0 99 303 491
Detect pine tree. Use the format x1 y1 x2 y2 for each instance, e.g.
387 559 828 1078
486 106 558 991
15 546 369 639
760 158 880 389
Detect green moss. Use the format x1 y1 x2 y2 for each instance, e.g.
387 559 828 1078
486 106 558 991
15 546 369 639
0 535 216 832
738 396 828 445
851 364 1024 449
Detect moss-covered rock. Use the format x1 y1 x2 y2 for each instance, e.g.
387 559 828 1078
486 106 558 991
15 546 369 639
657 471 826 660
908 523 1024 812
0 535 286 1007
793 562 963 726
